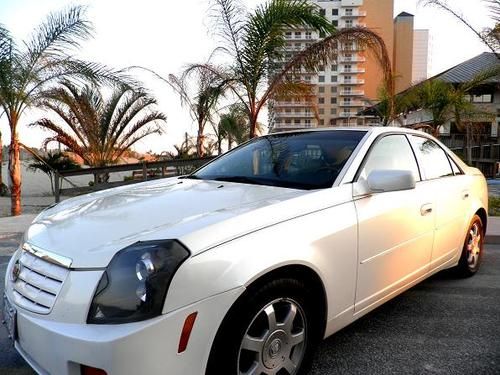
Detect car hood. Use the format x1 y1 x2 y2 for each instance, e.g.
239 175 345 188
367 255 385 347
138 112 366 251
24 177 308 268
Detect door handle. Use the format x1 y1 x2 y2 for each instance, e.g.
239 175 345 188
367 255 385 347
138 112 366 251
420 203 433 216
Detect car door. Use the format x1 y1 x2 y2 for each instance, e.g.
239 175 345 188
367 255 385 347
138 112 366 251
353 134 435 314
409 135 470 268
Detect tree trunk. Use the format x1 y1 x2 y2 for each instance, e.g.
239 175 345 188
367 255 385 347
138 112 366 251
9 126 22 216
197 128 204 157
249 114 258 139
466 123 472 165
0 131 3 187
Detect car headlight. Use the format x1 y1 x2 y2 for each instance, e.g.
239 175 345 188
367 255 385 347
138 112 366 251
87 240 190 324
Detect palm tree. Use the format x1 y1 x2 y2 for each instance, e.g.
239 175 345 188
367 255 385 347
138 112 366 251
168 70 226 157
214 103 265 154
28 151 80 194
0 6 129 215
421 0 500 58
31 82 166 175
190 0 393 138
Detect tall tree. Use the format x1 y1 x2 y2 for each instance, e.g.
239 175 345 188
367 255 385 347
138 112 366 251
32 82 166 169
168 70 226 157
0 6 130 215
191 0 393 138
28 151 80 194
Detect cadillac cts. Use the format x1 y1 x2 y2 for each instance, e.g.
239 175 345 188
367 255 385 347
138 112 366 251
2 127 488 375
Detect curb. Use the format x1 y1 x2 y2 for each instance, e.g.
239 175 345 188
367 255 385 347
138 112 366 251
486 235 500 245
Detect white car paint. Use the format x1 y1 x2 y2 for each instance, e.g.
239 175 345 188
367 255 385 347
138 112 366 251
3 127 488 375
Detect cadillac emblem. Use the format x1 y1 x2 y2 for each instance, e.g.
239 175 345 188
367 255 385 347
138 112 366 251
11 260 21 282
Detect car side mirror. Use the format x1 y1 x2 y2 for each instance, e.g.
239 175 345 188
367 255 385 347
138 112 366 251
366 169 416 193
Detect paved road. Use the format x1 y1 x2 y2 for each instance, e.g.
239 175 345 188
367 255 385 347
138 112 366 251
1 243 499 374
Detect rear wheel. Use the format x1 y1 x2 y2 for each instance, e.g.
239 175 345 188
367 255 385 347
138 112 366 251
206 278 321 375
453 214 484 277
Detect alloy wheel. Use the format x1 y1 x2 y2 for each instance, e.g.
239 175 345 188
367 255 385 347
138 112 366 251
237 298 307 375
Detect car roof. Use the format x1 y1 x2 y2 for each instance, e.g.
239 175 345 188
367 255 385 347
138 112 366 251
269 126 430 137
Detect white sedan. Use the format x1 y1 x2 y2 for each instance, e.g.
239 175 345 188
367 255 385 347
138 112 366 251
2 127 488 375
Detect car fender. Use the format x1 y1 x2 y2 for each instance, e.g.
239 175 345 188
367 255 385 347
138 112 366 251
163 198 358 326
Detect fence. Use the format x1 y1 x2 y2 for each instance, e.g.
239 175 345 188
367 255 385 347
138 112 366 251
54 157 215 203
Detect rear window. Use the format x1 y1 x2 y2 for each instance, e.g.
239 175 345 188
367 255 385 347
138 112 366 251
410 136 454 180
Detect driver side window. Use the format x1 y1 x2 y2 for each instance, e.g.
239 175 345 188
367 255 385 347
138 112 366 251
359 135 421 181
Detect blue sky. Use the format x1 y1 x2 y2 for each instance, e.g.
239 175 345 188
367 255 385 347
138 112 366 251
0 0 490 153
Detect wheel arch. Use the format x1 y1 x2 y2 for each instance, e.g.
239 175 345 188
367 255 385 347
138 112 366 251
475 207 488 234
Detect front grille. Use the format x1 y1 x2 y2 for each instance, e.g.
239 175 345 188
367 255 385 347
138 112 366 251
11 250 69 314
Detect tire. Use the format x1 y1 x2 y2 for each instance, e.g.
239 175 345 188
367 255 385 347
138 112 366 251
206 278 322 375
452 214 484 278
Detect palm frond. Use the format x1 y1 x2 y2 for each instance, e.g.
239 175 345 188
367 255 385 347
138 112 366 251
24 6 92 64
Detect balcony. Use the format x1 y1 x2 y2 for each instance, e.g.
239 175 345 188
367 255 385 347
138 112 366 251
341 0 363 6
339 101 364 107
339 68 366 74
340 78 365 85
275 112 315 118
339 90 365 96
272 101 315 107
339 55 366 63
341 10 367 17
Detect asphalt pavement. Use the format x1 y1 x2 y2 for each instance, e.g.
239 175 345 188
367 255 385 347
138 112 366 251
1 244 499 374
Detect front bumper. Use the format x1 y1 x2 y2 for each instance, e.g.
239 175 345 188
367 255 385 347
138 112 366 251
8 287 243 375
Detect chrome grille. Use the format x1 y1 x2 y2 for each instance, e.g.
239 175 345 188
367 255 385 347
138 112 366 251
11 250 69 314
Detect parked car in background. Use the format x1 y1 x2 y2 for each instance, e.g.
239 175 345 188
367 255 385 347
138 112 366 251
3 127 488 375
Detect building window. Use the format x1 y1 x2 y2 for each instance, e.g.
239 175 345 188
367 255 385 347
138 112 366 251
344 64 352 72
332 20 338 27
318 86 325 93
331 65 338 71
305 31 312 39
472 94 493 103
332 9 338 16
331 86 337 93
294 119 300 124
330 108 337 115
318 97 325 104
345 8 353 16
319 65 325 71
331 76 338 82
345 20 353 28
295 31 301 37
319 119 324 126
319 108 325 115
331 97 337 104
285 119 291 124
305 119 311 126
318 75 325 82
320 9 326 16
285 31 292 38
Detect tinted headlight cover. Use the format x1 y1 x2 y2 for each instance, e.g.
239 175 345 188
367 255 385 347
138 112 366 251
87 240 190 324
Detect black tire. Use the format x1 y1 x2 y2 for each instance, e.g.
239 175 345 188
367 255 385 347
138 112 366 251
452 214 484 278
206 278 322 375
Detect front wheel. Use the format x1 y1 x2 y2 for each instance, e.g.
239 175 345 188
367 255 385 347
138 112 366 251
206 278 321 375
453 214 484 277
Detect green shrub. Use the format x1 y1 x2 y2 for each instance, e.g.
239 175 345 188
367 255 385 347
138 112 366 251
489 196 500 217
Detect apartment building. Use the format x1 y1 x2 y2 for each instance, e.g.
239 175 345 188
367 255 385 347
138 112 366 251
270 0 417 131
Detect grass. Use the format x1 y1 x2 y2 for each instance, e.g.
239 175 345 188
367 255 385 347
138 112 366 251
490 196 500 217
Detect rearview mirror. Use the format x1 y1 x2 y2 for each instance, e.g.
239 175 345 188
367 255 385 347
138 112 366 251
367 169 416 193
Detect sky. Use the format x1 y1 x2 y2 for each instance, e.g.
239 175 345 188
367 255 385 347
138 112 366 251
0 0 492 153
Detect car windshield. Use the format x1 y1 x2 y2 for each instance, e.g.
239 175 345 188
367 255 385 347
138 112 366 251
189 130 367 190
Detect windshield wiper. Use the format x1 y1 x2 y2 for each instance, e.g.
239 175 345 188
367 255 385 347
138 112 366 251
180 174 202 180
212 176 264 185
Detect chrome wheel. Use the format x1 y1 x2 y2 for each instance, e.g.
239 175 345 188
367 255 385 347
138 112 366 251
237 298 307 375
467 222 482 269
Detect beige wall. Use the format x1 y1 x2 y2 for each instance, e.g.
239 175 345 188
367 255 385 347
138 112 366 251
393 14 414 93
362 0 394 101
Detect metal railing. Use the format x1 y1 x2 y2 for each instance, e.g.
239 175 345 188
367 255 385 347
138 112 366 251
54 157 215 203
